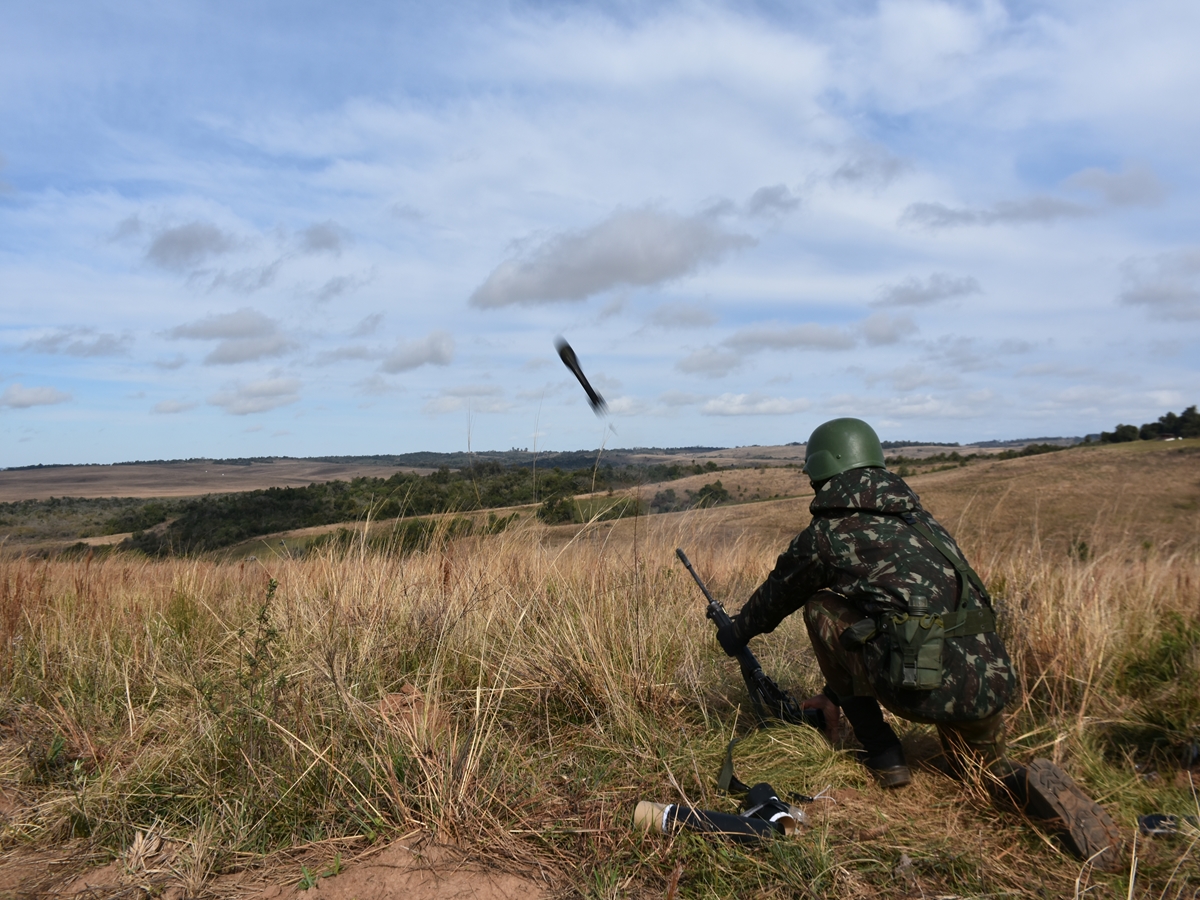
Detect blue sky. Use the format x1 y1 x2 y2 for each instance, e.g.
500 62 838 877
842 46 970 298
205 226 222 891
2 1 1198 466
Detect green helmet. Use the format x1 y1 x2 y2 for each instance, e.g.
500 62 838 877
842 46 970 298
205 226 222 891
804 417 886 481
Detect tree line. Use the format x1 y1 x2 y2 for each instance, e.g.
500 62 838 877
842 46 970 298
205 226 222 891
120 460 728 555
1099 406 1200 443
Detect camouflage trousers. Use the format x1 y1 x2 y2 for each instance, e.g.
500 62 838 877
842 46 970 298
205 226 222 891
803 591 1007 767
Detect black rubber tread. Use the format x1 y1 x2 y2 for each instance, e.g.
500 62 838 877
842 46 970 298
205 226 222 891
862 744 912 788
1025 759 1123 871
872 765 913 788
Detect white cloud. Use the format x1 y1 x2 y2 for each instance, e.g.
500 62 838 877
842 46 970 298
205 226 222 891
381 330 455 373
606 396 651 415
208 378 301 415
725 323 856 352
701 393 810 416
152 399 196 414
1066 163 1166 207
1120 248 1200 321
356 374 401 396
146 221 237 270
874 273 981 307
649 301 717 328
659 390 704 406
865 364 960 392
0 383 72 409
826 392 986 421
900 197 1094 229
468 206 754 308
676 348 742 377
423 384 509 414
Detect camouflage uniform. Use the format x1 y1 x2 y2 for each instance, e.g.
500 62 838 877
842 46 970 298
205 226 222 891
737 467 1016 763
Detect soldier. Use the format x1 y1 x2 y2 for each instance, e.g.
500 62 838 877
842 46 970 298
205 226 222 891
716 418 1123 870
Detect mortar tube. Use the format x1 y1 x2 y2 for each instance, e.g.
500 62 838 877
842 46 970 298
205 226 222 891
634 801 779 844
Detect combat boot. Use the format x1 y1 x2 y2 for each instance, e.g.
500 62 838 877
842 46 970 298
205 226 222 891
841 697 911 788
992 758 1123 871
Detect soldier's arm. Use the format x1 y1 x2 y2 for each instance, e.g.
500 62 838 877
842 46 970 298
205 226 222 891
735 527 830 638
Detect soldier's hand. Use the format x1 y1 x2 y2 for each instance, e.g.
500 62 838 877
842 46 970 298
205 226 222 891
801 694 841 743
715 618 747 657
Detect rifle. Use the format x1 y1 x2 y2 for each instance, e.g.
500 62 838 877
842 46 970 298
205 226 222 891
676 548 824 732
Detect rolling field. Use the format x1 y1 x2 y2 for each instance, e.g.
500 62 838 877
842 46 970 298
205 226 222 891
1 439 1199 898
0 460 431 503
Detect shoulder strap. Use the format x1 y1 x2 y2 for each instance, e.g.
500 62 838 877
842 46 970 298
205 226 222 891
898 512 990 605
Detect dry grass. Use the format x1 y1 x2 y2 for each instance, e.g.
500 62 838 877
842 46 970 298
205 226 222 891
1 442 1199 898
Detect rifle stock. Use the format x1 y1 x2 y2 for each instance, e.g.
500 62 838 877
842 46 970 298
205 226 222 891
675 548 824 732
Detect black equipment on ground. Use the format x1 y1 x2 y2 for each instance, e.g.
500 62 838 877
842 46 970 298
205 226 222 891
634 781 804 844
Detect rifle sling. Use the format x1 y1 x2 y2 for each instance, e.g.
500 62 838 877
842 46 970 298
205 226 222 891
718 736 751 794
899 512 990 605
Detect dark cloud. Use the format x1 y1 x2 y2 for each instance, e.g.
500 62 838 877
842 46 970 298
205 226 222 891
873 272 981 307
23 328 132 357
205 260 283 294
1120 248 1200 321
168 308 295 364
152 399 196 414
724 323 856 352
675 348 742 377
169 308 277 340
109 214 143 242
208 378 301 415
859 311 917 346
0 383 71 408
469 206 754 308
1067 163 1166 207
350 313 384 337
314 345 375 366
315 273 371 303
154 354 188 370
203 336 295 365
745 184 800 218
390 203 425 222
300 221 346 255
831 147 909 188
900 197 1093 229
146 222 236 270
380 330 454 373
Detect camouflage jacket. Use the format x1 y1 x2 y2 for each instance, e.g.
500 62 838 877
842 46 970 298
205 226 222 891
738 467 1015 721
739 467 982 632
